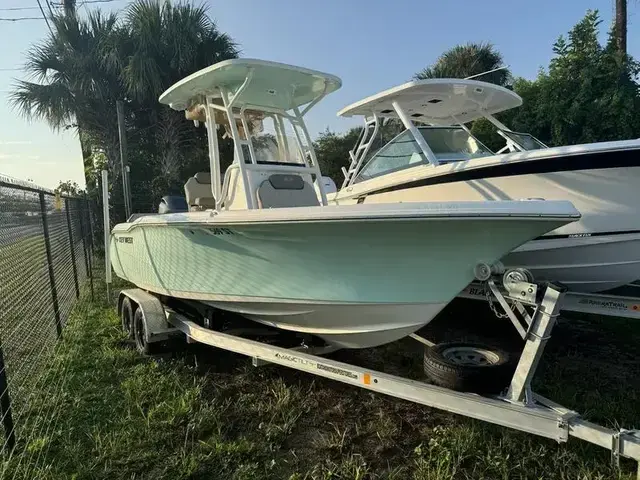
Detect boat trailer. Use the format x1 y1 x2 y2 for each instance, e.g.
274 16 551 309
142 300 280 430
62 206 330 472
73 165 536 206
117 276 640 477
460 282 640 321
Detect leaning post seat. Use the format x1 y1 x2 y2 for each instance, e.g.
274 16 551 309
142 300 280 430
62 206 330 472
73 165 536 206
184 172 216 210
256 174 320 208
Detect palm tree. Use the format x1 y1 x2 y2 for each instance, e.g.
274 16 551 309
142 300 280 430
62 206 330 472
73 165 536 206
11 0 239 211
415 42 511 86
114 1 239 105
10 10 124 193
615 0 627 54
414 43 512 150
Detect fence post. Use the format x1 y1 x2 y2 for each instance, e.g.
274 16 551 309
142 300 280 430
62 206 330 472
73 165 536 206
65 198 80 299
79 200 95 302
78 200 90 277
84 193 96 250
102 170 112 303
0 340 16 451
40 193 63 339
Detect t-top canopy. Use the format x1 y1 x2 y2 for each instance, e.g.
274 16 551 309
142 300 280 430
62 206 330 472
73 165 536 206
159 58 342 112
337 79 522 125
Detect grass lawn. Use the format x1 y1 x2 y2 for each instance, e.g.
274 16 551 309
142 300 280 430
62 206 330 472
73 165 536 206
1 272 639 479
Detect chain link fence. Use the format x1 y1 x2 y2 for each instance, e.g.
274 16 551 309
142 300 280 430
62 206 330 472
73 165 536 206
0 176 96 453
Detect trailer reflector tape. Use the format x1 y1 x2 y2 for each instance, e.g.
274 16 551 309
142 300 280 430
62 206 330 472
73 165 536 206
363 373 371 385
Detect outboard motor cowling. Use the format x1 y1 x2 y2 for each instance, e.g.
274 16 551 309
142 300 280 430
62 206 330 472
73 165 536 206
158 195 188 214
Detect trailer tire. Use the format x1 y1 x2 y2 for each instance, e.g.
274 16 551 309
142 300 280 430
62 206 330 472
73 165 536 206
121 297 134 339
423 342 513 394
133 307 160 355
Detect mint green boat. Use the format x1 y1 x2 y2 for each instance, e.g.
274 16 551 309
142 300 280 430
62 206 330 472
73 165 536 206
110 59 580 348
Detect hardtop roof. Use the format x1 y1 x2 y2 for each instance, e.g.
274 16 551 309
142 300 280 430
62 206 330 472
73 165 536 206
337 78 522 125
159 58 342 112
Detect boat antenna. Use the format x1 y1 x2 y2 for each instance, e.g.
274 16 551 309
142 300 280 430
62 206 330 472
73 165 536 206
464 65 510 80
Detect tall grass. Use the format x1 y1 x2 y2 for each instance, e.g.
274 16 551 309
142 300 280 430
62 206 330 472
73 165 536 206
1 275 638 479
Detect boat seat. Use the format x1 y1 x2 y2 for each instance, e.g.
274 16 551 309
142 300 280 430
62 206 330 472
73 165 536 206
256 174 320 208
184 172 216 210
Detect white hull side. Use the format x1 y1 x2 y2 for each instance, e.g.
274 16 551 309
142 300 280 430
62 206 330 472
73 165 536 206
336 167 640 292
505 233 640 292
204 300 447 349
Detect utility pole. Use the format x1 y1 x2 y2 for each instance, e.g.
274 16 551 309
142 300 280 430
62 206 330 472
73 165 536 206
116 100 132 218
616 0 627 54
63 0 76 17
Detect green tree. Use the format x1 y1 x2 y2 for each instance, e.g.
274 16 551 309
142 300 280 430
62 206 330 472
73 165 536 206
10 11 122 196
509 10 640 146
11 0 239 216
314 127 362 184
115 1 238 210
54 180 83 196
414 43 512 150
415 42 511 86
314 121 404 185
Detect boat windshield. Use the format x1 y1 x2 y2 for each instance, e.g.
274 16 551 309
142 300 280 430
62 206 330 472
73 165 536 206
418 127 493 162
353 130 428 183
499 130 548 151
240 115 306 165
353 126 492 184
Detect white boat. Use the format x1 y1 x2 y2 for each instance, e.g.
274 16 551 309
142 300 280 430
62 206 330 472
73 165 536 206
109 59 580 348
333 79 640 293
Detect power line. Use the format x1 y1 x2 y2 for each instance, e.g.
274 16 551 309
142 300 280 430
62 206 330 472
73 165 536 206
44 0 55 17
0 0 126 23
0 17 43 21
0 0 123 13
48 0 122 6
35 0 53 34
0 6 42 10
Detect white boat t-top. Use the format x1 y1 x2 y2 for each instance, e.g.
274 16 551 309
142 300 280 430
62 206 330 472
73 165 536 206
109 59 580 348
334 78 640 293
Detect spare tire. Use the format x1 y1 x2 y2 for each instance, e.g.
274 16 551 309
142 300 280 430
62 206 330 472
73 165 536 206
423 342 515 394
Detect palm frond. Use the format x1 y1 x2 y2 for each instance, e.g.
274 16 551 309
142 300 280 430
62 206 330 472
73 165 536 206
121 0 239 102
23 39 62 82
10 80 76 130
415 42 511 86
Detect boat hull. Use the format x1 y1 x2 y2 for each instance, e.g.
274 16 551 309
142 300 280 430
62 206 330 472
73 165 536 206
110 204 575 347
202 301 446 349
336 164 640 293
504 232 640 293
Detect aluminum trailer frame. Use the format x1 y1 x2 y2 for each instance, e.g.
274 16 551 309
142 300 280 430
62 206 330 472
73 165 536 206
460 282 640 321
118 281 640 477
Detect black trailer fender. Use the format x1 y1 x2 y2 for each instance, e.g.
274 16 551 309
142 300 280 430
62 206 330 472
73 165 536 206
118 289 179 343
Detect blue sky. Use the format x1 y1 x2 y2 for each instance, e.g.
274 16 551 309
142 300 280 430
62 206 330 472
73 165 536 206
0 0 637 188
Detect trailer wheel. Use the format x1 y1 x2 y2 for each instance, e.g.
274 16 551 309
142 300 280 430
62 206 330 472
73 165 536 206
133 307 160 355
423 342 513 394
121 297 134 339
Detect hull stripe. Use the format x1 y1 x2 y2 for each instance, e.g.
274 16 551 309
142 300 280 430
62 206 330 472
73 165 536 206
357 148 640 198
